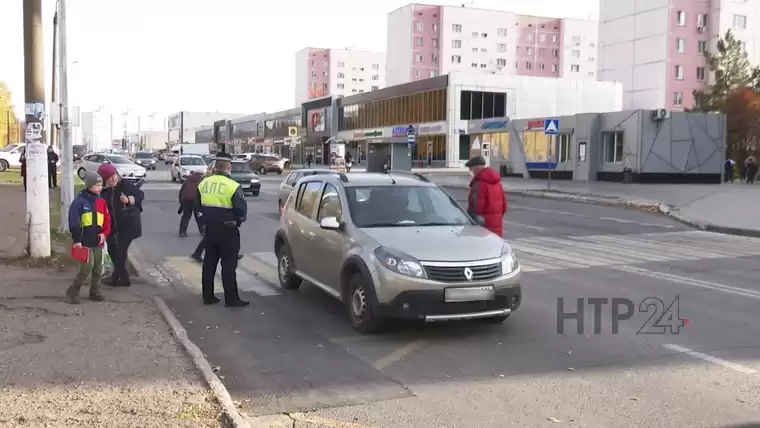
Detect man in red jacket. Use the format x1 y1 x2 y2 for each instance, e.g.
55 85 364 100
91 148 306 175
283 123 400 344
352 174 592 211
465 156 507 237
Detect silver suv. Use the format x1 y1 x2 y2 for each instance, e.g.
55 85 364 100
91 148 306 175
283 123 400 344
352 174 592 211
273 172 522 333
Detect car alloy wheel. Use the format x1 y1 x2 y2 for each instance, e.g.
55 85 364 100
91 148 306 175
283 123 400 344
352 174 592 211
259 166 266 175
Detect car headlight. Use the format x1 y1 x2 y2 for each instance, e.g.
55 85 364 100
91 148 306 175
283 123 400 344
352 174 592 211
501 244 519 275
181 169 190 175
250 177 259 183
149 160 155 164
373 247 427 278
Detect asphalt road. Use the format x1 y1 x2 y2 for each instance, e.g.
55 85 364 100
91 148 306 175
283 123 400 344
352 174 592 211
131 165 760 428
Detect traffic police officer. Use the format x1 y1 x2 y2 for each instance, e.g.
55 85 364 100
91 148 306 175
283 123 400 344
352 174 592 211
196 152 249 307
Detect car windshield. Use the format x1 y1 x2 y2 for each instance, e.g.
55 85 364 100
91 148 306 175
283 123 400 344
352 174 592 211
106 155 130 164
135 152 152 158
346 186 472 228
180 157 205 166
231 162 252 173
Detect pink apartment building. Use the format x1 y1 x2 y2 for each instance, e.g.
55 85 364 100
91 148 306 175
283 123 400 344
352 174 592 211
599 0 760 110
386 3 598 86
294 48 387 106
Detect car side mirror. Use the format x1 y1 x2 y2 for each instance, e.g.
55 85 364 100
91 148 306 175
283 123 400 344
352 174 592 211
319 216 341 230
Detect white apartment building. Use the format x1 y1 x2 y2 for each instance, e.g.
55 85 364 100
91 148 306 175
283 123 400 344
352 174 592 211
294 48 386 105
167 111 247 144
599 0 760 110
386 3 599 86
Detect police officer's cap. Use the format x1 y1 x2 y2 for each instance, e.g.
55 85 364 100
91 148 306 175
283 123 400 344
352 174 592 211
215 152 233 160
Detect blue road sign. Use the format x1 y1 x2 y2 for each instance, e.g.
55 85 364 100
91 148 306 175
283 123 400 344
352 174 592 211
407 134 416 144
544 119 559 135
407 125 416 135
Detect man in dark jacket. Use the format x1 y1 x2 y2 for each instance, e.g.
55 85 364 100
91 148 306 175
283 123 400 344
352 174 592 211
178 171 204 237
47 145 59 189
465 156 507 237
97 163 144 287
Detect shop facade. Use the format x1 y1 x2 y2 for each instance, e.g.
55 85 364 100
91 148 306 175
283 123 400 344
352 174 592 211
302 97 336 165
229 114 266 154
461 110 725 183
263 108 301 163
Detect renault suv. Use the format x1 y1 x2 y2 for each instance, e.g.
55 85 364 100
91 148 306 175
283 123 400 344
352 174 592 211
273 172 521 333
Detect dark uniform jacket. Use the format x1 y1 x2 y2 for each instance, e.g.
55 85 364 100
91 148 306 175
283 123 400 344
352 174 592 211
101 178 145 239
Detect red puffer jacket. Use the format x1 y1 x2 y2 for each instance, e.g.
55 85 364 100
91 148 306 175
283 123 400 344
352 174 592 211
467 167 507 236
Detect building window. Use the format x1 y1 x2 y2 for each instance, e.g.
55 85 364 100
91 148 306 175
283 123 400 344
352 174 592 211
572 36 581 45
696 66 706 80
539 34 546 42
570 64 580 72
372 74 379 80
482 32 488 38
526 47 533 55
431 53 438 63
432 38 438 48
526 32 533 41
552 64 558 72
472 47 478 53
415 21 423 30
676 38 685 53
589 42 595 48
471 63 478 68
451 55 461 63
498 28 507 37
676 11 686 26
603 131 624 163
552 35 558 43
496 58 506 66
430 71 437 77
526 62 532 70
452 40 461 48
557 133 571 163
515 61 519 69
311 71 316 78
337 61 345 68
572 50 580 57
371 86 379 91
337 72 344 78
675 65 684 79
460 90 508 120
452 24 462 32
588 57 595 62
480 63 487 68
539 63 545 70
415 69 422 77
673 92 683 106
698 40 707 55
552 49 559 58
588 71 594 76
415 53 423 62
416 37 423 46
733 14 747 29
480 48 487 52
337 83 344 89
697 14 707 28
433 23 438 32
472 31 479 37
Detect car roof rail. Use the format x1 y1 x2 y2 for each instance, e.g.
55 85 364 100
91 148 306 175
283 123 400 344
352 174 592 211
385 170 430 182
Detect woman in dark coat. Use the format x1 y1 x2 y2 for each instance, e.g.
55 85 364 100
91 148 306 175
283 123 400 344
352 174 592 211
96 163 144 287
19 147 26 191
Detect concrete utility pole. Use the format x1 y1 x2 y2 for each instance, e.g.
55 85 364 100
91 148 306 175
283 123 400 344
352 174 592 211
23 0 51 258
50 9 58 147
58 0 74 232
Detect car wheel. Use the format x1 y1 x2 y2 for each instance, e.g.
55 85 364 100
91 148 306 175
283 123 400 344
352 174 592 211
77 168 86 179
480 313 510 324
277 169 283 175
284 161 291 169
347 273 384 334
259 166 266 175
277 244 301 290
0 160 9 172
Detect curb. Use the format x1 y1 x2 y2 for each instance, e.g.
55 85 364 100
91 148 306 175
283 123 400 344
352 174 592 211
152 296 250 428
440 183 760 238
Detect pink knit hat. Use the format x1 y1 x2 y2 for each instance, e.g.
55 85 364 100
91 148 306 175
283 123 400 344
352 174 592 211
97 163 118 182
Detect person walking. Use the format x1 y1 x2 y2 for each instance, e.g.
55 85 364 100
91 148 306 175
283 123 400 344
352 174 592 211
47 145 59 189
19 147 26 191
746 156 758 184
97 163 144 287
65 171 111 303
725 158 735 183
305 152 313 168
178 171 204 237
465 156 507 237
196 152 249 307
345 151 353 172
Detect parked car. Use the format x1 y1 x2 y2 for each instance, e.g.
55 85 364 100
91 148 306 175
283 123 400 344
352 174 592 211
76 153 146 184
205 159 261 196
165 150 180 165
250 153 285 175
278 169 337 214
273 171 522 333
133 151 157 170
201 154 215 165
0 143 62 171
170 155 207 183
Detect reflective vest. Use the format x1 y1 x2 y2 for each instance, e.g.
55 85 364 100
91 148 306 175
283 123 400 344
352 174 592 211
198 174 240 209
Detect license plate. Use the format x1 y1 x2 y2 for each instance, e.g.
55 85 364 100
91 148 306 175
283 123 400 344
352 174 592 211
445 286 495 302
241 184 250 188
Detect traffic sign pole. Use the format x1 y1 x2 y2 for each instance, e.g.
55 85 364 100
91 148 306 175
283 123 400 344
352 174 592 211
543 119 559 191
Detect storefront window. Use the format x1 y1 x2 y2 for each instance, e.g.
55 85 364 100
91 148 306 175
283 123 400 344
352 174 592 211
521 131 549 162
460 91 508 120
339 89 447 131
411 135 446 166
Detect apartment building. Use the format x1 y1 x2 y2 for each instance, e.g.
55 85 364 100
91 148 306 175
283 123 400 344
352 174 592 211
599 0 760 110
294 48 387 105
386 3 598 86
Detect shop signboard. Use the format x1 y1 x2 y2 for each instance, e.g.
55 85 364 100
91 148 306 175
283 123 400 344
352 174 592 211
353 130 384 139
418 123 444 134
524 119 544 130
480 120 508 130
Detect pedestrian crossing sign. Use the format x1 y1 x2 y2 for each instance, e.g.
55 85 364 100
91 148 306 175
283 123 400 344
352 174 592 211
544 119 559 135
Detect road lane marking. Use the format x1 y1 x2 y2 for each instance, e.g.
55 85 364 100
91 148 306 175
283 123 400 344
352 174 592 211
510 205 677 228
240 254 280 290
662 344 758 374
612 265 760 300
503 220 548 231
372 340 427 370
164 256 282 296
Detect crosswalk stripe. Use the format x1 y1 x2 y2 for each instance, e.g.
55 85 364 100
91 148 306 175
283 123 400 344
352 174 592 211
163 256 282 296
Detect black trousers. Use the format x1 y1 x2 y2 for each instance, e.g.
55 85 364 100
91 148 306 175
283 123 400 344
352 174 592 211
201 224 241 303
106 233 134 283
48 165 57 188
179 203 202 234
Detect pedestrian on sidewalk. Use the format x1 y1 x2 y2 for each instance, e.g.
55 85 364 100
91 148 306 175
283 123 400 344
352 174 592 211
19 147 26 191
97 163 144 287
345 151 353 172
47 145 59 189
465 156 507 237
178 171 204 237
66 171 111 303
746 156 757 184
725 158 735 183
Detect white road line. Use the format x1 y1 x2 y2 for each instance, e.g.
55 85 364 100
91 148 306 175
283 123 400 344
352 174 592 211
612 265 760 300
662 344 758 374
503 220 548 231
511 205 676 228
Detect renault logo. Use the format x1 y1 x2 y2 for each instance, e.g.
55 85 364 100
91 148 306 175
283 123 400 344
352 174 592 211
463 267 473 280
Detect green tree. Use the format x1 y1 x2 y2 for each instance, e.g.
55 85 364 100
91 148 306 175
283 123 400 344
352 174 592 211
692 30 760 111
0 81 20 148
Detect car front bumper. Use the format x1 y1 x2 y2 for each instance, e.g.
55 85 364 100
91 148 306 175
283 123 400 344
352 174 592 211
238 181 261 193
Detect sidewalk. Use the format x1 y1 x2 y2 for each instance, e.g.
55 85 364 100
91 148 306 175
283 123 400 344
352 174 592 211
427 174 760 236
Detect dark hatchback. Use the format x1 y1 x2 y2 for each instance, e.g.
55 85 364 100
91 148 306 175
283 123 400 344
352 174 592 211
133 152 157 170
207 160 261 196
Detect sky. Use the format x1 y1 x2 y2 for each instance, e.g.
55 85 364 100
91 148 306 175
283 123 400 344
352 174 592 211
0 0 598 119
